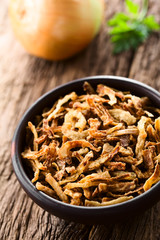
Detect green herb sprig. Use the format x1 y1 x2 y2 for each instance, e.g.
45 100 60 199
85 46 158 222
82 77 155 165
108 0 160 54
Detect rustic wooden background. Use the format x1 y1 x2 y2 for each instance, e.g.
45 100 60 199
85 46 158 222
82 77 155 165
0 0 160 239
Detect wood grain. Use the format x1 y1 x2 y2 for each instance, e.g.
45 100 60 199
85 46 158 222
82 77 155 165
0 0 160 239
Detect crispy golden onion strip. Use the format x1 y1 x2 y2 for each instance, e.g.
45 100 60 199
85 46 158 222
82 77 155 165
135 116 151 164
36 182 55 197
63 109 86 131
109 109 136 125
143 161 160 191
28 121 38 151
59 151 93 185
85 196 133 206
45 173 68 202
58 140 100 160
97 84 117 106
87 97 114 126
88 145 119 171
47 92 77 121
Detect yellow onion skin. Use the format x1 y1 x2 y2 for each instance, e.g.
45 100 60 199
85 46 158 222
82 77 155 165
9 0 105 60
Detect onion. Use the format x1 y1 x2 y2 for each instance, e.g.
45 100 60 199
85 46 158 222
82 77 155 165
9 0 105 60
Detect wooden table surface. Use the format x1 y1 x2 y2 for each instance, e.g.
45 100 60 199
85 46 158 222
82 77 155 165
0 0 160 239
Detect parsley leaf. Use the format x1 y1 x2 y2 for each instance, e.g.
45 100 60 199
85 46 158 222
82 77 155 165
126 0 139 16
107 0 160 54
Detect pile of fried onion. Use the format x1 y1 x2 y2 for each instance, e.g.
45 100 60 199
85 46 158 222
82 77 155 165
22 82 160 206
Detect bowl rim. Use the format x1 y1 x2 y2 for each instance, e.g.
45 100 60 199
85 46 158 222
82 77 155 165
12 75 160 212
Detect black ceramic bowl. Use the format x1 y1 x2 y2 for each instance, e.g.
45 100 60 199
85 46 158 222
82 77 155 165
12 76 160 225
